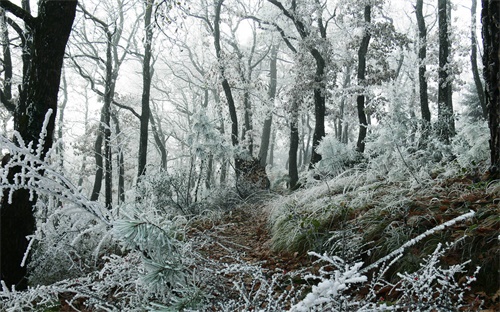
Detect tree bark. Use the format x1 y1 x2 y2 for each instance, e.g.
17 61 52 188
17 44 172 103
437 0 454 142
482 0 500 176
356 5 371 153
111 111 125 204
138 0 154 177
472 0 487 120
213 0 241 172
90 107 105 202
0 9 14 113
0 0 77 290
267 0 327 169
258 45 278 168
288 100 299 190
416 0 431 124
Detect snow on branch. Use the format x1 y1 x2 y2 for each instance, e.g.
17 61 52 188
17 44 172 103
0 111 110 224
360 210 475 274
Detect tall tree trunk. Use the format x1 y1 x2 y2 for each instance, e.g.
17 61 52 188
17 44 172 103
0 0 77 290
472 0 487 120
416 0 431 125
213 0 240 173
339 63 352 142
269 127 276 167
289 100 299 190
258 45 278 168
0 8 14 113
90 107 105 201
437 0 454 142
308 48 326 168
111 111 125 204
149 110 168 170
482 0 500 176
103 31 113 209
356 5 371 153
138 0 153 177
56 68 68 167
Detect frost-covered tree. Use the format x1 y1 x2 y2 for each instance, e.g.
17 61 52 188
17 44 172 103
437 0 455 142
482 0 500 177
0 0 77 290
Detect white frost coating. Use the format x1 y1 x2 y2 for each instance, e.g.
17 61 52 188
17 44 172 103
35 109 53 157
291 262 367 312
360 210 475 274
20 235 35 268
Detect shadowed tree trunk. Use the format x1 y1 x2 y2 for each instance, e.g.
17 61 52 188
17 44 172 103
267 0 327 169
416 0 431 126
289 99 299 190
258 45 278 168
356 5 371 153
482 0 500 177
472 0 487 120
437 0 454 142
138 0 154 178
213 0 241 173
0 0 77 290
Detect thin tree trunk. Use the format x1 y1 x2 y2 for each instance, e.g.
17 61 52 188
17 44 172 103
339 63 352 142
258 45 278 168
104 32 113 210
437 0 454 142
56 69 68 167
289 99 299 190
0 8 13 113
416 0 431 125
471 0 487 120
482 0 500 176
138 0 153 177
90 107 105 202
111 111 125 204
356 5 371 153
149 110 168 170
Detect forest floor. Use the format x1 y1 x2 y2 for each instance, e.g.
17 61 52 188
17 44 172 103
187 175 500 311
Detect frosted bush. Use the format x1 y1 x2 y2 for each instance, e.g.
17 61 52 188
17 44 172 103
291 254 367 312
392 242 482 311
315 135 359 177
451 119 489 169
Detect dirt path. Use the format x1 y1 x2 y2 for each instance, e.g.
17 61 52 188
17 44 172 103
192 203 310 273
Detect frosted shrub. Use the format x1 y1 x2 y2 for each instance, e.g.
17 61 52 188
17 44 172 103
136 167 201 215
451 119 489 169
0 122 112 286
291 253 367 312
216 261 302 311
315 135 359 177
28 204 112 286
289 211 479 312
392 242 482 311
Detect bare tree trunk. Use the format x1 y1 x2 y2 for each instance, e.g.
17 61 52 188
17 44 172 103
90 107 105 202
149 108 168 170
472 0 487 120
111 111 125 204
437 0 454 142
482 0 500 176
339 63 352 142
0 0 77 290
356 5 371 153
416 0 431 126
0 8 14 113
258 45 278 168
138 0 154 177
289 99 299 189
56 69 68 167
